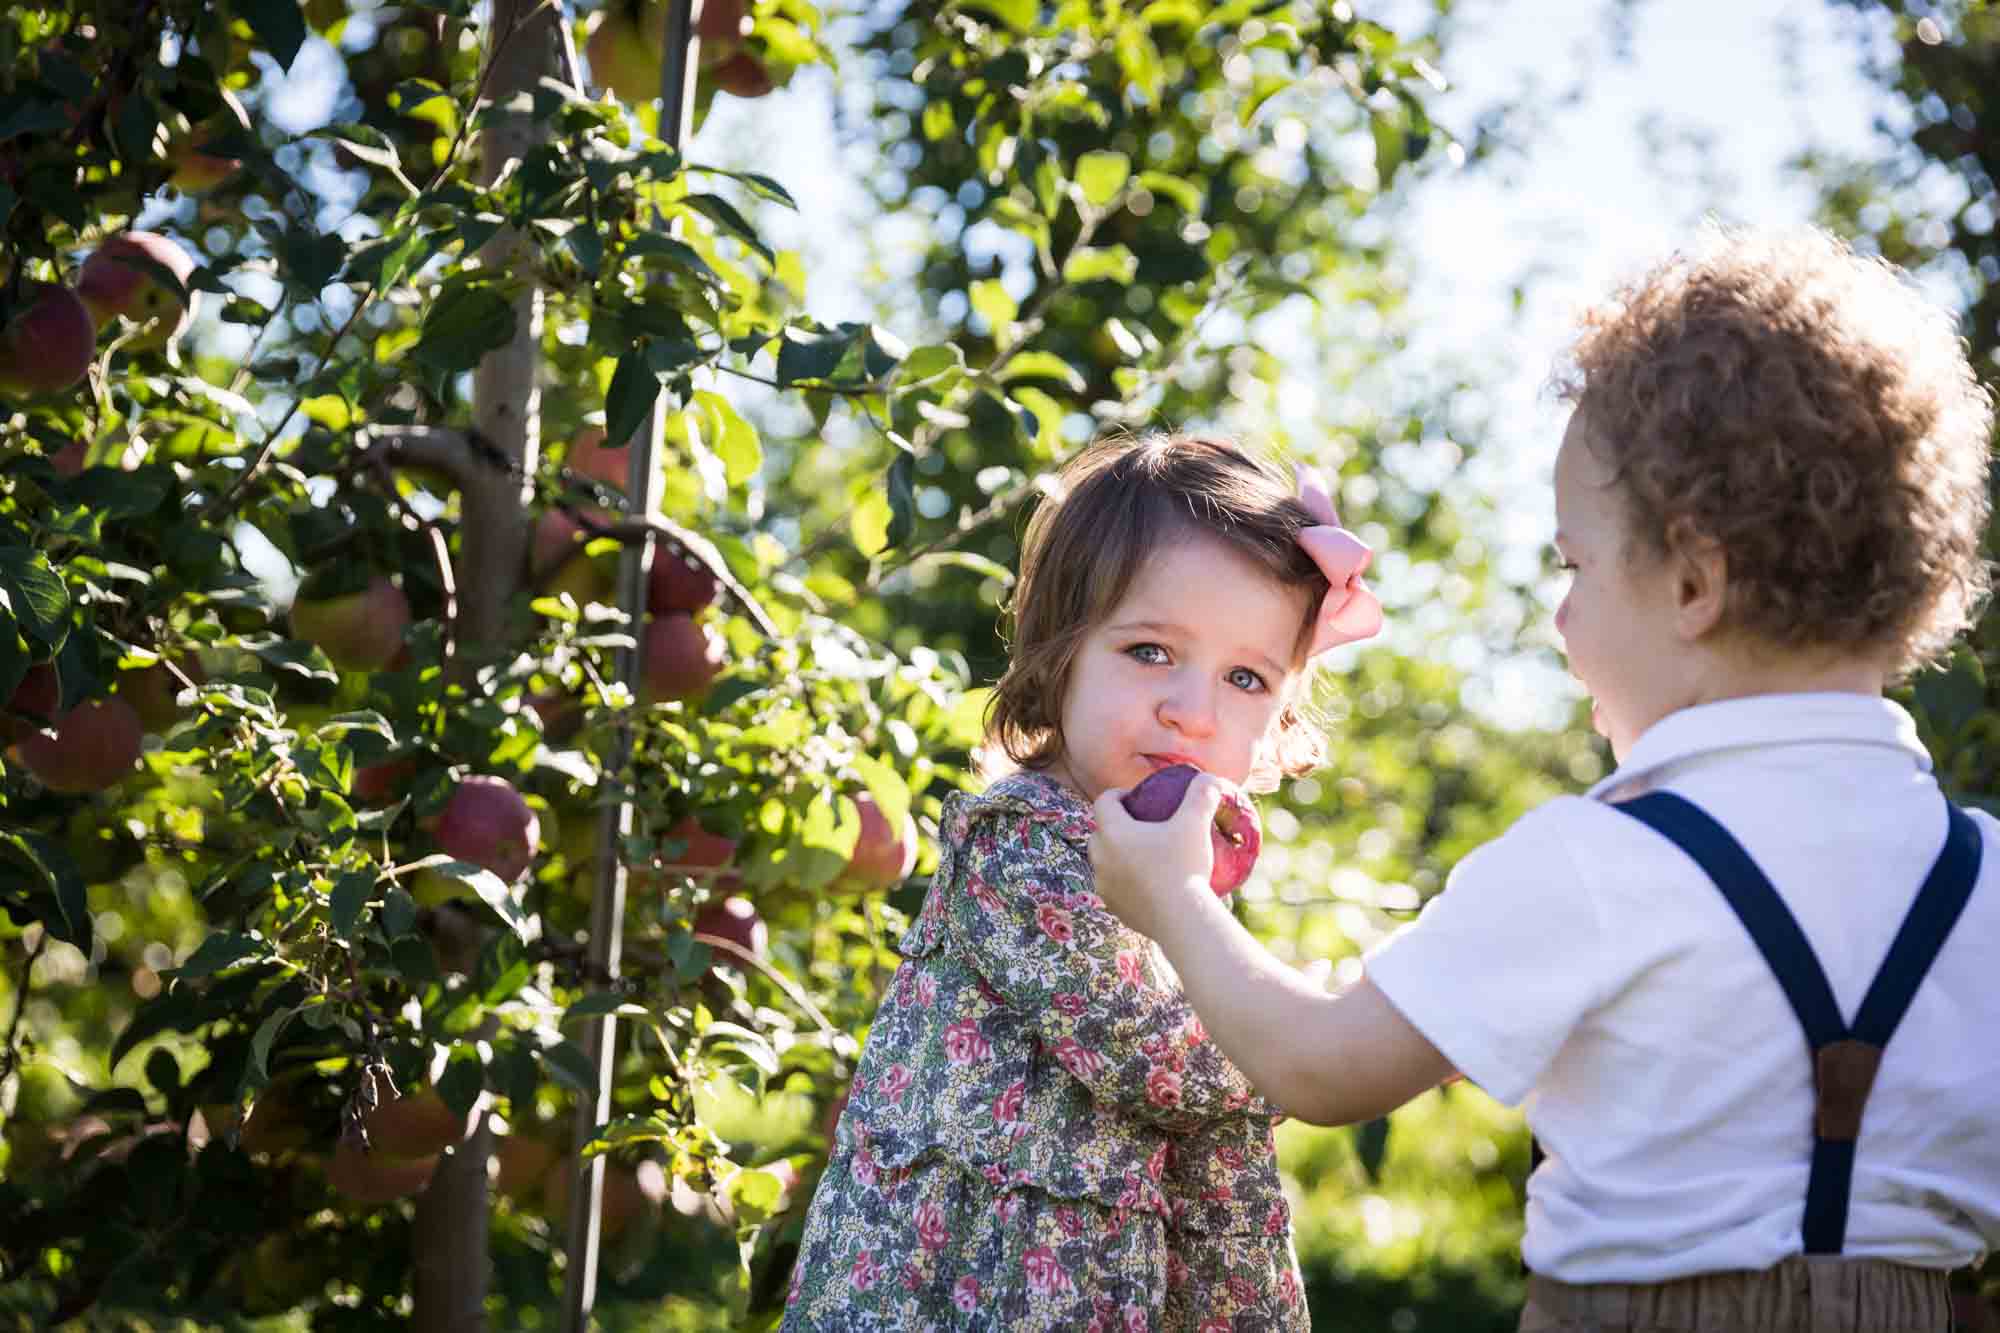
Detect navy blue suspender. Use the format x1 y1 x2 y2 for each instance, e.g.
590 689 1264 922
1610 791 1982 1255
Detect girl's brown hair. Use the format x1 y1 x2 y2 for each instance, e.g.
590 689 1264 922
1558 226 1993 675
984 433 1332 791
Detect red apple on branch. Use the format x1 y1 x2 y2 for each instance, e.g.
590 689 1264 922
0 284 97 398
839 792 918 892
2 663 60 744
1120 763 1262 896
289 574 411 672
693 896 767 959
167 87 250 195
11 696 145 793
641 612 725 701
75 231 199 351
434 774 540 883
326 1136 438 1204
648 547 719 614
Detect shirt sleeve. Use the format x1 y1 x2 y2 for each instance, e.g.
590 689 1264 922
1363 799 1617 1107
944 806 1268 1130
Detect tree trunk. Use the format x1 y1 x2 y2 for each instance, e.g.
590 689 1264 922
410 2 558 1328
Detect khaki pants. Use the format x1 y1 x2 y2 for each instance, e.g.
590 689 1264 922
1521 1257 1952 1333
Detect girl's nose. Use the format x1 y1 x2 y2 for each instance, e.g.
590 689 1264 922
1157 674 1217 736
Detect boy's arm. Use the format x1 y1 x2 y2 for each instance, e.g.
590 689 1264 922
1090 779 1455 1125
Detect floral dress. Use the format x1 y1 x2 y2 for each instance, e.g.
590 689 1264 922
782 770 1308 1332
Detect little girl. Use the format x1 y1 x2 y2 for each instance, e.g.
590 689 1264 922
1091 227 2000 1333
782 433 1381 1330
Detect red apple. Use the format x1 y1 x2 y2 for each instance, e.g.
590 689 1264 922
289 575 411 672
840 792 917 892
11 696 144 793
1120 763 1262 896
363 1090 470 1159
50 438 88 476
533 509 615 609
166 87 250 195
493 1132 559 1201
326 1136 438 1204
75 232 199 351
565 426 633 493
434 774 539 882
640 612 724 701
709 50 773 98
352 758 417 804
664 813 736 871
120 658 204 733
3 663 60 743
692 896 766 959
0 284 97 398
647 547 718 614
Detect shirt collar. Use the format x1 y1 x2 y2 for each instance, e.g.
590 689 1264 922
1584 693 1930 803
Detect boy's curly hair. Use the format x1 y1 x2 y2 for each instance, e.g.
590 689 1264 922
1557 225 1993 675
985 433 1331 792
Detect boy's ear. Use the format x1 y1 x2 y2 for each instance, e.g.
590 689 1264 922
1665 517 1728 640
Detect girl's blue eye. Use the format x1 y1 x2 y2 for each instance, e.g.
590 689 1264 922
1226 666 1266 692
1126 643 1168 664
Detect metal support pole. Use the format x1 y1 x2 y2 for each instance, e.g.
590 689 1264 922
560 3 701 1329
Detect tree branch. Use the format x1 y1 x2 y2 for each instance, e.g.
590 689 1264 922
570 507 780 638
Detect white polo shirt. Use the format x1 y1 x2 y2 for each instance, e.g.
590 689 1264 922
1366 693 2000 1283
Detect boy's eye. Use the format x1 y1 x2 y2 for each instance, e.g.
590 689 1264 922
1226 666 1267 693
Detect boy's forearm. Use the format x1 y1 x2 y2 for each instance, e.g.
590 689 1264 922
1143 879 1348 1120
1144 879 1454 1126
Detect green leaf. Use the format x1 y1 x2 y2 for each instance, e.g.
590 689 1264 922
0 547 70 646
682 194 773 265
330 871 371 940
412 280 518 373
968 0 1037 33
1137 170 1205 215
1354 1115 1392 1182
693 390 761 486
0 830 90 953
850 753 911 835
775 326 853 386
850 490 891 558
249 1004 298 1084
405 856 532 942
885 452 917 551
539 1038 598 1093
1075 150 1132 208
969 279 1018 339
1061 245 1139 286
235 633 338 682
603 350 658 458
178 932 267 979
996 351 1085 393
240 0 309 70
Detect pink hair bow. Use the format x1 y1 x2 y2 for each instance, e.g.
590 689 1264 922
1294 462 1383 655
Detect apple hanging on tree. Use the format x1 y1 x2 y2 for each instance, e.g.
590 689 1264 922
0 283 97 398
434 774 540 883
289 573 412 673
74 231 199 351
10 696 145 794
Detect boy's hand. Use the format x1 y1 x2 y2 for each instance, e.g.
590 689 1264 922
1089 774 1224 939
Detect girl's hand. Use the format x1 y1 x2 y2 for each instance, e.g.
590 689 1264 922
1089 774 1224 940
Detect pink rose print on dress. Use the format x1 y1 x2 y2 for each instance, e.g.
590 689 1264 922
970 875 1003 915
952 1276 981 1313
1228 1274 1259 1307
993 1078 1026 1128
1187 1015 1208 1044
982 1163 1006 1187
1214 1145 1244 1169
1056 1206 1085 1239
1145 1065 1183 1109
997 1192 1022 1226
1115 950 1145 989
1054 1037 1104 1081
1279 1269 1302 1307
879 1063 913 1104
1067 889 1102 912
1199 1320 1232 1333
975 975 1007 1007
944 1019 991 1064
1036 902 1074 942
1224 1089 1251 1112
916 972 937 1006
1023 1245 1073 1295
1202 1182 1234 1203
1124 1307 1149 1333
1166 1251 1190 1289
914 1200 949 1252
902 1262 924 1293
1052 991 1087 1017
1265 1200 1288 1236
1147 1142 1170 1180
852 1147 878 1189
849 1249 884 1291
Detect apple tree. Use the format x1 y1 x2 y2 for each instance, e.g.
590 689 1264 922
0 0 1492 1326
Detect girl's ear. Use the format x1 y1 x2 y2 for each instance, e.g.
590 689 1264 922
1665 517 1728 640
